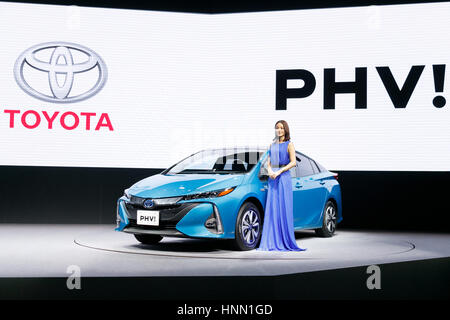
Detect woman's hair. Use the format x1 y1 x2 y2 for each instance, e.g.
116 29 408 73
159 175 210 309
273 120 291 142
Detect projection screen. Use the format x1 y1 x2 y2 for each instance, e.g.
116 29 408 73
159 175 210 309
0 1 449 171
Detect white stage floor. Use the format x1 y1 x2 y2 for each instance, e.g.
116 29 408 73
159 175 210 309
1 224 449 277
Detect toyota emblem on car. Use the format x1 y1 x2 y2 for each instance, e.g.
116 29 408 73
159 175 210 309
143 199 154 208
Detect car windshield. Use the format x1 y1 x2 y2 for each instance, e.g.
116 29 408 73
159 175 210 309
164 149 264 175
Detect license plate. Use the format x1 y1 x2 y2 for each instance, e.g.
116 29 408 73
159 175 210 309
137 210 159 226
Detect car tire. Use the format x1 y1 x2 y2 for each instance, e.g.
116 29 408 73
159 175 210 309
233 202 262 251
134 234 163 244
315 200 337 237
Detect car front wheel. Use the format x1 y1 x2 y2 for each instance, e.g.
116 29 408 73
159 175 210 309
233 202 262 251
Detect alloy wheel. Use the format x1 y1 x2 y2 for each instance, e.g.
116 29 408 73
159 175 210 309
325 204 337 233
241 209 260 246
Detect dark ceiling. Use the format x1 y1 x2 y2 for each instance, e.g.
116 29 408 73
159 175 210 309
1 0 445 13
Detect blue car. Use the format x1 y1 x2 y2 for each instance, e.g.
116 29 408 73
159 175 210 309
115 147 342 250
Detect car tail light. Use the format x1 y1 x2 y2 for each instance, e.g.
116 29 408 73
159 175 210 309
331 172 338 180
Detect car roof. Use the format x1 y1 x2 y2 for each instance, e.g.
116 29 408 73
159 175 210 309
202 146 268 152
200 146 312 160
165 146 327 174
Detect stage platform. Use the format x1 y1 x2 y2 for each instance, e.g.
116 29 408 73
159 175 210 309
1 224 449 278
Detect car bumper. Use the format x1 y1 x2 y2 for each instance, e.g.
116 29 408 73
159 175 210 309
115 196 232 239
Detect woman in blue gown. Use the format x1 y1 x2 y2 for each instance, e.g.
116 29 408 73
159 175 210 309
257 120 306 252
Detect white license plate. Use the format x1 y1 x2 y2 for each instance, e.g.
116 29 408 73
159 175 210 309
137 210 159 226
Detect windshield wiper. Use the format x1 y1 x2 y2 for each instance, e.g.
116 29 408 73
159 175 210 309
211 170 245 174
175 169 216 174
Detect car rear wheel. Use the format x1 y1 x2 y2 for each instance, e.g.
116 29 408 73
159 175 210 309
233 202 262 251
315 200 337 237
134 234 163 244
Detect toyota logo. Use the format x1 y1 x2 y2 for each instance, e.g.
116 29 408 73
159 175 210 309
143 199 154 209
14 42 108 103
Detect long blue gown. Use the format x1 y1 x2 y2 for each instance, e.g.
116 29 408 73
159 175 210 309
257 141 306 251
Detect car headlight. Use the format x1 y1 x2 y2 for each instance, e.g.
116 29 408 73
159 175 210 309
123 188 131 199
182 186 236 201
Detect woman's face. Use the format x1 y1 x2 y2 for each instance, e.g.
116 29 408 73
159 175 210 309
275 122 285 139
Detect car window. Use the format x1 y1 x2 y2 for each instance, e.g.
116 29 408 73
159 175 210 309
165 150 263 174
315 161 327 173
259 158 269 179
290 157 300 178
309 159 320 174
297 154 315 177
289 166 297 178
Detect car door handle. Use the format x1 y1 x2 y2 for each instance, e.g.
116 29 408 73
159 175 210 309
319 181 325 185
295 183 303 189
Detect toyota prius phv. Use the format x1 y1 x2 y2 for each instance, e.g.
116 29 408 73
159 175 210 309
115 147 342 250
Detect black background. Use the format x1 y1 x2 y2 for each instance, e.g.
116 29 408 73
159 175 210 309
1 0 449 233
1 166 448 232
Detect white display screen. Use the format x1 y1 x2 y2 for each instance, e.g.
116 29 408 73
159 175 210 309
0 1 449 171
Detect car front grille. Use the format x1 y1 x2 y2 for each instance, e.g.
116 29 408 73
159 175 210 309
123 201 201 230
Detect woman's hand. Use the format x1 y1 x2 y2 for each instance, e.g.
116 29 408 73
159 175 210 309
269 169 281 180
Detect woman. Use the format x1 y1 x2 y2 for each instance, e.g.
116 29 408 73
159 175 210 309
256 120 306 251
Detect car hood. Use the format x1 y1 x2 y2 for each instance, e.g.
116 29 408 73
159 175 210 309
128 173 246 198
